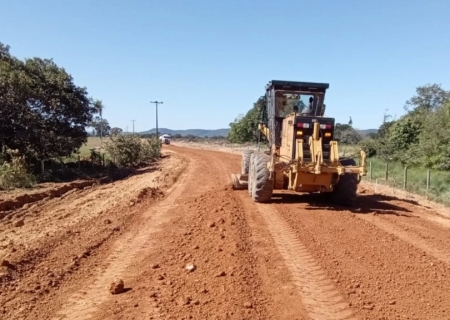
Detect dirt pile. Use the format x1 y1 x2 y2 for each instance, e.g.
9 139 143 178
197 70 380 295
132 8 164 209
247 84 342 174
0 180 97 213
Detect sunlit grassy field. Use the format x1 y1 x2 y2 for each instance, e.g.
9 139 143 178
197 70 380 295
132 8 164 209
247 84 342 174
78 137 105 157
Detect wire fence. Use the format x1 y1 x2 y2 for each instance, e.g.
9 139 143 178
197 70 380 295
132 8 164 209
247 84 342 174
362 159 450 206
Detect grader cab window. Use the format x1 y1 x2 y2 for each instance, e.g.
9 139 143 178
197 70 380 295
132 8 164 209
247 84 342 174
275 92 322 117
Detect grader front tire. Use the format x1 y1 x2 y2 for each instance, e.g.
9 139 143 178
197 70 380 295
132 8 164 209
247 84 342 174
251 153 273 203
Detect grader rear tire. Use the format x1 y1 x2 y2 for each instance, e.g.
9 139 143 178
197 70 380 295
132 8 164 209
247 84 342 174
330 158 358 207
241 150 254 175
251 153 273 203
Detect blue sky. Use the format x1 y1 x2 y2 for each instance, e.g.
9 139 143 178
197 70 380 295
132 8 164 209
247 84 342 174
1 0 449 132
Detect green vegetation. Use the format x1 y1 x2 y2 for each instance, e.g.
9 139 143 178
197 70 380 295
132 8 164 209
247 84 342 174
104 135 161 167
357 84 450 205
78 137 103 157
360 84 450 170
364 158 450 206
0 42 161 189
0 42 103 163
0 150 36 190
228 97 266 143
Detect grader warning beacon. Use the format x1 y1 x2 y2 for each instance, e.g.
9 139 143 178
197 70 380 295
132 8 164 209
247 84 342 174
231 80 367 206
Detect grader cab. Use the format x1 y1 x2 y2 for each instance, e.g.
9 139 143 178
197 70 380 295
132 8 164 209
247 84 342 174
231 80 367 206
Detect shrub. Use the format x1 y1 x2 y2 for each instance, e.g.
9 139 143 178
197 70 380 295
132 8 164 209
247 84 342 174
104 135 161 167
140 138 161 162
359 138 378 157
0 149 36 189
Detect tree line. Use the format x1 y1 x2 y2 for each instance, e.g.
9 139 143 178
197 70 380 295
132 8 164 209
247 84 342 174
360 84 450 170
0 41 105 163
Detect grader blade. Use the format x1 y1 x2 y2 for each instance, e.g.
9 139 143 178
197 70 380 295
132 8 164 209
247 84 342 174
231 173 248 190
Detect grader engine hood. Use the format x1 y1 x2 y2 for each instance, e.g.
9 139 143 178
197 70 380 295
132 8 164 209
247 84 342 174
295 117 335 139
287 116 336 163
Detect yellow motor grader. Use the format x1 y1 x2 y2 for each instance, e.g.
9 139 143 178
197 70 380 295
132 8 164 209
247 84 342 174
231 80 367 206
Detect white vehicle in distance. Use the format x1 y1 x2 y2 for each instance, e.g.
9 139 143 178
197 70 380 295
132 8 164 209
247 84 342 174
159 134 171 145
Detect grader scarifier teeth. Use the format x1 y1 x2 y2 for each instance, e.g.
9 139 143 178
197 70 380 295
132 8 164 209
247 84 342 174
231 173 248 190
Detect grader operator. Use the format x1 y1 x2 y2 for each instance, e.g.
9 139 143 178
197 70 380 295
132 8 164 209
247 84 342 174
231 80 367 206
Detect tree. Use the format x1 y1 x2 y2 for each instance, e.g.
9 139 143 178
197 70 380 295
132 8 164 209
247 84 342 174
110 127 123 136
90 118 111 137
0 41 99 162
228 97 266 143
405 84 450 114
414 101 450 170
93 100 105 140
334 123 362 144
358 83 450 168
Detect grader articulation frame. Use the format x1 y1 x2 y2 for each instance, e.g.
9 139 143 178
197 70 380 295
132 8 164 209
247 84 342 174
231 80 367 206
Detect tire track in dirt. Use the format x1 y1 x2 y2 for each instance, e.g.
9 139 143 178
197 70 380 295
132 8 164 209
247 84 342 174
88 146 270 320
354 185 450 264
358 214 450 264
254 203 357 320
51 159 191 320
276 198 450 319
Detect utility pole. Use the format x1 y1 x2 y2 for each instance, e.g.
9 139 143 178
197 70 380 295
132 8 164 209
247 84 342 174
150 101 163 138
131 120 135 134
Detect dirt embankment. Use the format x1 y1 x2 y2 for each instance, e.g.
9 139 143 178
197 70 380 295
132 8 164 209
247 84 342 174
0 152 187 319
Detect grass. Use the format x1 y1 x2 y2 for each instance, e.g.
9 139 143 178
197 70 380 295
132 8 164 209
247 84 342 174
78 136 105 157
363 157 450 206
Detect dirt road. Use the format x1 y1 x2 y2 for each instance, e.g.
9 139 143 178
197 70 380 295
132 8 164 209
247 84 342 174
1 145 450 319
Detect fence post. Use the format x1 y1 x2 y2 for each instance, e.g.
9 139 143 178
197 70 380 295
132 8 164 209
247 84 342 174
403 166 408 190
369 161 372 180
426 169 430 190
103 153 105 166
385 163 389 181
40 160 44 175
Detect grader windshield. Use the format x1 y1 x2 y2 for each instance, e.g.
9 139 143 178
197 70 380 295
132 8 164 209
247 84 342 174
265 80 329 119
274 91 325 118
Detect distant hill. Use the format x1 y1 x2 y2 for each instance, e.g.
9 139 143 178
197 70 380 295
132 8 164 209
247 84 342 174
140 128 230 137
140 127 377 138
